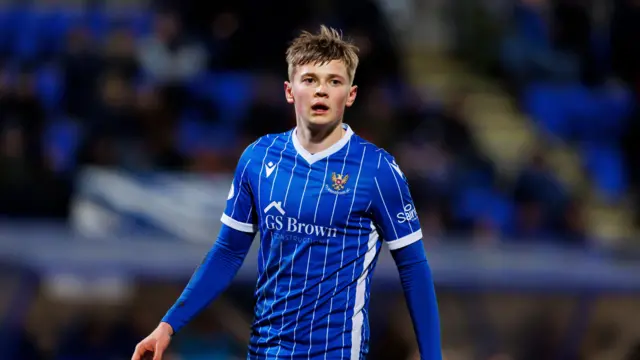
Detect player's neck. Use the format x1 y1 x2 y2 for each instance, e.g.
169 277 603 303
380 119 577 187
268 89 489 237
295 121 345 154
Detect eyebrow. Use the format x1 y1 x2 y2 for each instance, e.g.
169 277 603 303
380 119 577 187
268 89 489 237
300 72 346 80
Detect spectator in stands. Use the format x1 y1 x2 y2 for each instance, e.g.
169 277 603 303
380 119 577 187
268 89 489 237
0 66 68 217
352 85 398 148
337 0 404 81
0 65 46 172
552 0 601 86
239 74 294 142
0 324 44 360
77 71 138 168
137 9 207 85
501 0 579 89
439 92 477 159
134 85 188 171
137 9 207 116
395 135 454 236
561 199 587 244
509 200 548 239
511 151 573 241
206 10 244 70
622 104 640 226
611 0 640 89
61 26 101 121
103 26 141 83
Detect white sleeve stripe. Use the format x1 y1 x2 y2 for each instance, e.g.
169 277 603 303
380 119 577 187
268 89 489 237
386 229 423 250
221 213 258 233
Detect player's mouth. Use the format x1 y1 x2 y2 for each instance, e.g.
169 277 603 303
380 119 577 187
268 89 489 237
311 103 330 114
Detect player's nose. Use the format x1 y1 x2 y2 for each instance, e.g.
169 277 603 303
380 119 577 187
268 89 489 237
314 84 328 97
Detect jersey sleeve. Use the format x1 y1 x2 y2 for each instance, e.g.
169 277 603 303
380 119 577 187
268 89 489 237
370 154 423 250
220 145 258 233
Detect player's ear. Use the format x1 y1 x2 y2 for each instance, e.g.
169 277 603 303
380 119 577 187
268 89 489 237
284 81 294 104
345 85 358 107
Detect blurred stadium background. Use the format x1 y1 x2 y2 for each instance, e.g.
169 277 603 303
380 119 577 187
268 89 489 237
1 0 640 359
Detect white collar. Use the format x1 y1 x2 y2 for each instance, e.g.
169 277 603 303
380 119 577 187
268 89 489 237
291 124 353 165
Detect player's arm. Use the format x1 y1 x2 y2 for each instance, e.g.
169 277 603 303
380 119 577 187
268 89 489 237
370 154 442 360
161 224 255 332
390 240 441 360
133 146 258 360
132 225 255 360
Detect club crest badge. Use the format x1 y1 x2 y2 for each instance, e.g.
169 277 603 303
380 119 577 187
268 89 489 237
326 172 351 195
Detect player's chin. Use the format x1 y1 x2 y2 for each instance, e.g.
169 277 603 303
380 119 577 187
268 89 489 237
307 113 336 125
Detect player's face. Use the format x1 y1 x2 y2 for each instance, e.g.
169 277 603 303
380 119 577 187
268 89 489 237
284 60 357 128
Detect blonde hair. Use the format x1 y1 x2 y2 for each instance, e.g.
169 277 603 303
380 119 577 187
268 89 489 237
286 25 359 83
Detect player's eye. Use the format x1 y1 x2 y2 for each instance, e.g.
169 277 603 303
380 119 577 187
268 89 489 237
330 80 342 85
302 78 314 84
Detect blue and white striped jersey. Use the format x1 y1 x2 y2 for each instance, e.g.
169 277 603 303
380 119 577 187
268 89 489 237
221 124 423 360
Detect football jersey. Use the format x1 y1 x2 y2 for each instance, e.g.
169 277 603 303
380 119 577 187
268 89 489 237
221 124 423 360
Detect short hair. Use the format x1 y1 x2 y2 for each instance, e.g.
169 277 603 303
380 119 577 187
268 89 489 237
286 25 359 83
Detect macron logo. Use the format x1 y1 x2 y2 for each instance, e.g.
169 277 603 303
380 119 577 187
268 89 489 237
264 201 285 215
265 162 276 178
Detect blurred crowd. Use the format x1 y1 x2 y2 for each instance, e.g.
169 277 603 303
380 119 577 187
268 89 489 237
498 0 640 224
0 0 405 219
3 0 640 359
0 0 596 245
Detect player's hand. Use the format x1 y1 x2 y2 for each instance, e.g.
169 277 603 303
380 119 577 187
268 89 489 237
132 322 173 360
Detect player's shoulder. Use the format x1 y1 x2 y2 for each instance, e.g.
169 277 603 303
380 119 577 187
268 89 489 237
351 133 407 184
240 130 293 161
351 133 398 169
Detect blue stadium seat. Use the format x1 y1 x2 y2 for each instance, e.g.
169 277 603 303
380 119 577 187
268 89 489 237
87 7 152 40
594 87 633 140
10 8 39 61
43 118 80 174
455 164 495 190
453 187 514 231
177 116 208 156
113 9 152 37
566 86 632 142
37 7 84 56
0 6 11 54
2 6 80 60
178 116 239 155
486 194 514 233
86 8 109 41
188 72 255 124
524 83 572 139
36 66 64 112
581 144 626 202
525 83 634 143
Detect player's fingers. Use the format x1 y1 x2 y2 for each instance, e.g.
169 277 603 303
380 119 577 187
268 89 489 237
152 349 164 360
132 343 143 360
153 340 166 360
132 340 152 360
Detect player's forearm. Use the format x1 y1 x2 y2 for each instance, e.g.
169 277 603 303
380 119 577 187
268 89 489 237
162 224 255 334
392 241 442 360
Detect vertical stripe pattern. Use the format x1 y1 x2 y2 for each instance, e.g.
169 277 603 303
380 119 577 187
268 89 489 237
220 126 423 359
